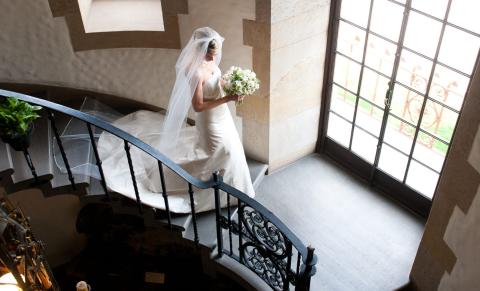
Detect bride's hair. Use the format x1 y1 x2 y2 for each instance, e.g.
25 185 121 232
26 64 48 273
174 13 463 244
194 29 220 55
208 39 220 55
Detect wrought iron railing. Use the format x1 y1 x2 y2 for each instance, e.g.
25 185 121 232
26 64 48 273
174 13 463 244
0 89 317 290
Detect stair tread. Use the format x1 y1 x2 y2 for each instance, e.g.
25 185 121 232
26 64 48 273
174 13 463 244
183 206 237 248
246 158 268 190
49 111 91 190
0 142 13 175
154 209 192 231
10 113 53 184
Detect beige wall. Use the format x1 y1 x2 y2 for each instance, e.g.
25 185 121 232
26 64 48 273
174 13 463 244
0 0 254 111
238 0 330 171
410 59 480 290
269 0 329 170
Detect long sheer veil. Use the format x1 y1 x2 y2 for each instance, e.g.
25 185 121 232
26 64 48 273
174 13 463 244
159 27 224 157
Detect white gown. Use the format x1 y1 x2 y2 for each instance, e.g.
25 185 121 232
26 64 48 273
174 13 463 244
97 66 255 213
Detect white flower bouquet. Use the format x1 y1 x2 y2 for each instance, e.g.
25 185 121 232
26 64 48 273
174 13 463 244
222 66 260 105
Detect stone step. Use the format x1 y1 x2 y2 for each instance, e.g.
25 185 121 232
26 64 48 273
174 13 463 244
48 110 90 192
0 142 13 178
246 158 268 190
183 206 238 248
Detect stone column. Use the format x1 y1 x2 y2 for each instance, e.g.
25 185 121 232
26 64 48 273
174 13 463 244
240 0 330 171
238 0 271 164
269 0 330 171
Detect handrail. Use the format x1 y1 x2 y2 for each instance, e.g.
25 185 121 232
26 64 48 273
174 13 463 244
0 89 316 290
0 89 214 189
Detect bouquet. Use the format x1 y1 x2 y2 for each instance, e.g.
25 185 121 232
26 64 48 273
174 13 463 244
221 66 260 105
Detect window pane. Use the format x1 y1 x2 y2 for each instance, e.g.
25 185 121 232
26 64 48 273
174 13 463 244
351 127 378 163
340 0 371 28
420 100 458 143
333 54 361 93
384 115 415 155
379 144 408 181
330 84 356 121
406 160 439 198
413 133 446 172
448 0 480 35
411 0 448 19
370 0 404 42
430 65 470 111
438 26 480 75
403 11 442 58
327 112 352 147
356 99 383 136
337 21 366 62
397 50 433 94
365 34 397 76
390 84 422 126
360 68 390 109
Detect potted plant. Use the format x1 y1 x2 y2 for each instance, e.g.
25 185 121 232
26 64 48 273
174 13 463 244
0 97 42 151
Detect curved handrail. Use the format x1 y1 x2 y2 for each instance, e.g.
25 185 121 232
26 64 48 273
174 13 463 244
0 89 316 289
0 89 214 189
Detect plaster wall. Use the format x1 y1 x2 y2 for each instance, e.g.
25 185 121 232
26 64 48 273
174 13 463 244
0 0 254 112
410 58 480 290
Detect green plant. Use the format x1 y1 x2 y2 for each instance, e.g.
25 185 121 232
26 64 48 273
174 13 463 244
0 97 42 137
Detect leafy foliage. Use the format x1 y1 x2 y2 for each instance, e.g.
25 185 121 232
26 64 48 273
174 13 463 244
0 97 42 137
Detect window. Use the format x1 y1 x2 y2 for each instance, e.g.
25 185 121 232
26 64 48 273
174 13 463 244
78 0 165 33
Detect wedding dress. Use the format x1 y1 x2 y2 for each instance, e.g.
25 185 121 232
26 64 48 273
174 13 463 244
96 65 255 214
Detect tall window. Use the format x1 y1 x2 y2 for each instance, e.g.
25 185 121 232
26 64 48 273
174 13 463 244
323 0 480 214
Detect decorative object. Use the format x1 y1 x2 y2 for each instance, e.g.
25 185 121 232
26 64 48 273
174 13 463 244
0 97 42 151
75 280 90 291
0 193 59 290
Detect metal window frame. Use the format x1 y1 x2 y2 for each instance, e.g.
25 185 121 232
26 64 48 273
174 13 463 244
318 0 480 217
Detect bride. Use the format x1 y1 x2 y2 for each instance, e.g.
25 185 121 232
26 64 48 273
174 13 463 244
97 27 255 213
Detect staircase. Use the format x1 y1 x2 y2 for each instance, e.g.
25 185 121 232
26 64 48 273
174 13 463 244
0 87 316 291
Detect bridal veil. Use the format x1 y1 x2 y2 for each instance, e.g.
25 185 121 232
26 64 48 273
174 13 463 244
159 27 224 157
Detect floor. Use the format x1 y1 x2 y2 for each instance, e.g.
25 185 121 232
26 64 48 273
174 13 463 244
256 154 425 291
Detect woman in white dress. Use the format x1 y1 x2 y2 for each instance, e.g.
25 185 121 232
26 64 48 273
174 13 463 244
97 27 255 213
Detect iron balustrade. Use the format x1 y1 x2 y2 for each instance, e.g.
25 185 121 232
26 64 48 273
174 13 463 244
0 89 317 290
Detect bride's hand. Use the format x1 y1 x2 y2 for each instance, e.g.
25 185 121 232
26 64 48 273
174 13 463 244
226 94 244 102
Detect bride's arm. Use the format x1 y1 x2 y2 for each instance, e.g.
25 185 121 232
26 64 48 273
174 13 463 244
191 79 240 112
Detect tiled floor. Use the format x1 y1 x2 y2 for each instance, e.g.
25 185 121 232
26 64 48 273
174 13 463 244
256 154 425 291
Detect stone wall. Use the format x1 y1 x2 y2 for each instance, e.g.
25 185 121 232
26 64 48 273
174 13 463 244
239 0 330 170
269 0 329 171
409 57 480 290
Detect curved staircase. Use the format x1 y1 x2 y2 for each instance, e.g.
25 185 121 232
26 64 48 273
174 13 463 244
0 87 316 291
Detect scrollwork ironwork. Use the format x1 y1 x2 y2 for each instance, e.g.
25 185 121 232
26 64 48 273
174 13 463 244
241 205 287 258
223 204 297 290
240 243 286 291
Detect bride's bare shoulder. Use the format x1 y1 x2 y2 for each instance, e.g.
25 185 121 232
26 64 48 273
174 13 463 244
195 68 207 82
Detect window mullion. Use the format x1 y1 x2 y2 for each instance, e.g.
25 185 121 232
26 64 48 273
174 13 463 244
401 0 454 183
